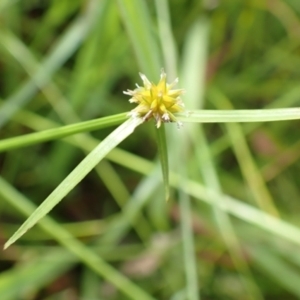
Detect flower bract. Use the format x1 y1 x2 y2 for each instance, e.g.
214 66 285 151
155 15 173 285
124 69 185 128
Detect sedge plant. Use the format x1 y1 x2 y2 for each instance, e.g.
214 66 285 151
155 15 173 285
2 1 300 299
3 69 300 250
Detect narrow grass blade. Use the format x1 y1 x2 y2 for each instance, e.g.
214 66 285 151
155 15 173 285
0 177 155 300
0 250 74 300
179 183 199 300
0 29 81 124
0 0 102 127
180 17 263 299
154 0 178 79
250 245 300 297
180 179 300 248
0 113 128 153
193 128 263 299
176 108 300 123
117 0 161 79
156 124 170 201
208 89 279 217
181 18 209 109
4 117 142 249
80 268 100 300
99 167 162 245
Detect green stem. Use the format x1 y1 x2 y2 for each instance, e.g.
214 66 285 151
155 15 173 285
176 108 300 123
0 113 128 152
156 123 170 200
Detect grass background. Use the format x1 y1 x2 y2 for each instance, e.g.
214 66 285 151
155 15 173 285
1 0 300 299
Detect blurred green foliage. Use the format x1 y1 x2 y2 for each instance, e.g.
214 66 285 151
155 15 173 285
1 0 300 299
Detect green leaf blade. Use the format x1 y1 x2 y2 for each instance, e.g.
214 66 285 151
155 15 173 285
177 108 300 123
0 113 128 153
156 123 169 201
4 117 142 249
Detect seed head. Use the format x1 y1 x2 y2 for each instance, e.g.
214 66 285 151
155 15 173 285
124 69 185 128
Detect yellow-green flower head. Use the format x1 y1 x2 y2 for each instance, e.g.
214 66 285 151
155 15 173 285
124 69 185 128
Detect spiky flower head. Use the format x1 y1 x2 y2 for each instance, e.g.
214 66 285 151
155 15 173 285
124 69 185 128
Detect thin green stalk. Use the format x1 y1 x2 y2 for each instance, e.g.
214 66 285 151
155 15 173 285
176 108 300 123
0 113 128 152
156 124 170 201
5 118 142 249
